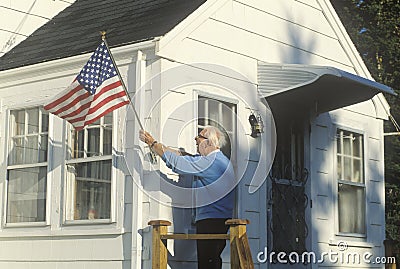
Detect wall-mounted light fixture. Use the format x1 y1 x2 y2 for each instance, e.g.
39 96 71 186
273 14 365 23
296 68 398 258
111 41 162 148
248 112 264 138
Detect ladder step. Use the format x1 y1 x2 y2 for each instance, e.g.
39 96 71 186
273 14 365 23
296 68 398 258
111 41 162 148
161 234 229 240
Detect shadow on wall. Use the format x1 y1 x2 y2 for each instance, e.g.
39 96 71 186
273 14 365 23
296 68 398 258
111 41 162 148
268 2 385 269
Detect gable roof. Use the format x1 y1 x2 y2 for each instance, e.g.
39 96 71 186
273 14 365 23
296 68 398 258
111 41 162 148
0 0 206 71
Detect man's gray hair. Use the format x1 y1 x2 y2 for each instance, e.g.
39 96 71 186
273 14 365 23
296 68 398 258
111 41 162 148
203 126 227 148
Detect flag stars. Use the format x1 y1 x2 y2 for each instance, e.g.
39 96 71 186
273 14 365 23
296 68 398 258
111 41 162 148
76 43 118 94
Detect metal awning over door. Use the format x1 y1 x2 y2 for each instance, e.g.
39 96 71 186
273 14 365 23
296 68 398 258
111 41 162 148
258 63 395 118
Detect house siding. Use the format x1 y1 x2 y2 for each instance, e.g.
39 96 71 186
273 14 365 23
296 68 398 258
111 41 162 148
159 0 359 77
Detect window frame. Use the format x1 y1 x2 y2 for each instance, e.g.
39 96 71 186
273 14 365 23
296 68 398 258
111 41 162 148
63 113 117 225
334 126 367 237
3 106 51 227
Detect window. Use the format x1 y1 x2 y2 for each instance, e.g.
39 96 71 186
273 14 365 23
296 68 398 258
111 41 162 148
6 107 49 223
65 114 113 221
336 129 365 234
198 96 236 159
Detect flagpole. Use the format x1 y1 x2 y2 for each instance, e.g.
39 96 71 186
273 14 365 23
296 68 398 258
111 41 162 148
101 32 145 131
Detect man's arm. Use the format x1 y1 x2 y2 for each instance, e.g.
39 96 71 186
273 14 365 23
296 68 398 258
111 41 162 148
139 130 214 176
139 130 192 157
162 151 214 176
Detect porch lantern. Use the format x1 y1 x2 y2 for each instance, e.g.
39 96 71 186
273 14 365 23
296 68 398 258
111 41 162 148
248 112 264 138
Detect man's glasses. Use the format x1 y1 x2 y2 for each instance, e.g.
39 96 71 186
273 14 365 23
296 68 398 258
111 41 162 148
195 134 208 140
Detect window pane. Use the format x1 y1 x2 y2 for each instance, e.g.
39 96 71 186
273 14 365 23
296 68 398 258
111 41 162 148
343 135 351 155
343 156 351 181
198 127 203 136
87 128 100 157
9 137 24 165
353 135 362 157
41 110 49 133
72 130 84 158
336 133 341 154
7 167 47 223
27 108 39 134
338 184 365 234
70 116 114 159
39 135 48 162
353 159 363 183
208 99 219 125
221 132 231 159
11 110 25 136
198 98 206 126
90 119 101 126
103 126 112 155
337 156 342 180
66 160 111 220
221 103 233 131
104 113 112 125
26 136 39 164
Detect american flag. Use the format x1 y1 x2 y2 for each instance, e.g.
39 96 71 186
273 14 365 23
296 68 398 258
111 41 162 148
44 41 130 130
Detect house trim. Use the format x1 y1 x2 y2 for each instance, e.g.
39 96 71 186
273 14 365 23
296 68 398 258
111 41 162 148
0 39 158 89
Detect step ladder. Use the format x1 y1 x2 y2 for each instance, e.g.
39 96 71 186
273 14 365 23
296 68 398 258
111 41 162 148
148 219 254 269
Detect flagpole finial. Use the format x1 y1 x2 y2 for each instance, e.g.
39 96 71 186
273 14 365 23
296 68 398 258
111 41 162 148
100 31 107 40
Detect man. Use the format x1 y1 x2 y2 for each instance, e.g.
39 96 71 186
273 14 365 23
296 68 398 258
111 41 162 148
139 126 235 269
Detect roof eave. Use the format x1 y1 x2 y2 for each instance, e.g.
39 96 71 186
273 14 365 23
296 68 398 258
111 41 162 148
0 38 158 89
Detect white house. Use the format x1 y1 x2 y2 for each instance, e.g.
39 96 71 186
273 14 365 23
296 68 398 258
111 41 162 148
0 0 395 269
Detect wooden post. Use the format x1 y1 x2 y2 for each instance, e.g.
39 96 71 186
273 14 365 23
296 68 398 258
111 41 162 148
148 220 171 269
226 219 251 269
384 240 397 269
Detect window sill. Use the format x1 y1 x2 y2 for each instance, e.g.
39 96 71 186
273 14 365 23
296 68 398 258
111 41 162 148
63 219 114 226
329 239 374 249
335 232 367 239
3 221 48 228
0 226 125 238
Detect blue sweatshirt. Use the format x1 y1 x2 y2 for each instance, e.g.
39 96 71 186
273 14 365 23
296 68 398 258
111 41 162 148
162 150 235 222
